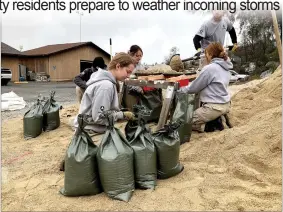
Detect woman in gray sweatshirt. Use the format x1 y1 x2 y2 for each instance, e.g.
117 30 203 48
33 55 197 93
74 52 136 135
179 42 232 133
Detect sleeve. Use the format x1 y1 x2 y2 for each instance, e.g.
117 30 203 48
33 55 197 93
73 70 88 89
91 88 124 126
228 27 237 44
193 35 203 50
196 22 207 38
225 18 233 32
179 68 211 94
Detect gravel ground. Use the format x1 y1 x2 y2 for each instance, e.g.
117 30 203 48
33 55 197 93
1 82 77 121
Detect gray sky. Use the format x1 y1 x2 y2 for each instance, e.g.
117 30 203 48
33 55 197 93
1 8 232 64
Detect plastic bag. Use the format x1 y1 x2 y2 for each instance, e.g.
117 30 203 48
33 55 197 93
23 99 43 140
60 114 102 197
125 107 157 190
97 111 135 202
152 122 184 179
42 91 60 131
171 92 195 144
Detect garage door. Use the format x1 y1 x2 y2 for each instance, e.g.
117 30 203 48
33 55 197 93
80 60 92 73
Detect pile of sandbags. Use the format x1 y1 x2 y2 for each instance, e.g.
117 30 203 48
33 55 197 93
60 109 184 202
23 91 61 140
138 64 180 75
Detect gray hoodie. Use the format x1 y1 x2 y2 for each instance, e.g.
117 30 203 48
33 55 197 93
74 68 124 133
180 58 232 104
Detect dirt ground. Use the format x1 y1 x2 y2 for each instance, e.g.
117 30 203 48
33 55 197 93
1 70 282 211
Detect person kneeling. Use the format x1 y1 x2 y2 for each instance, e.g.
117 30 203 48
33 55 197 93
179 42 232 133
73 52 136 135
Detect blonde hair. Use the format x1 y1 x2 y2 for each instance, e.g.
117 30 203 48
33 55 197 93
205 42 228 61
108 52 135 70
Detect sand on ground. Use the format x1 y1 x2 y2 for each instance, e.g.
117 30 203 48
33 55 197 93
2 68 282 211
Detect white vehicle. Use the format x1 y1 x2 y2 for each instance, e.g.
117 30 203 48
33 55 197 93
1 67 12 86
230 70 250 83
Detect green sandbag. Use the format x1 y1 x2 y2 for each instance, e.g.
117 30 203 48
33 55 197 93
138 89 162 122
97 112 135 202
60 114 102 197
42 91 60 131
152 122 184 179
125 120 157 190
171 92 195 144
23 99 43 140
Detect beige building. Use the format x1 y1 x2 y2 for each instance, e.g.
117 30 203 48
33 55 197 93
1 42 111 81
1 42 22 81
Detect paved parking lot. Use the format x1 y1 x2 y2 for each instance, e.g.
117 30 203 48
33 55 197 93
1 81 77 120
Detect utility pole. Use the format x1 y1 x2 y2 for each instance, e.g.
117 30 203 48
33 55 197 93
76 11 84 42
271 10 282 66
110 38 113 59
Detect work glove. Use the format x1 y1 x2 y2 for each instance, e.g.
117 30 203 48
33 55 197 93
194 48 202 57
123 111 136 120
231 43 238 52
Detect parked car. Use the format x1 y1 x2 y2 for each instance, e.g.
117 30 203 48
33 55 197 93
229 70 250 83
1 67 12 86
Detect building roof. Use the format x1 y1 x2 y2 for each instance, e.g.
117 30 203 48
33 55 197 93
1 42 22 56
23 42 110 58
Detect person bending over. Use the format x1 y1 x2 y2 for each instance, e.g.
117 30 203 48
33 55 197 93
179 42 232 133
73 52 136 135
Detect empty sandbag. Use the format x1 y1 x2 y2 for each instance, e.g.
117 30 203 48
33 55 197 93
125 118 157 190
23 99 43 140
97 112 134 202
60 114 102 197
42 91 60 131
172 92 195 144
152 122 184 179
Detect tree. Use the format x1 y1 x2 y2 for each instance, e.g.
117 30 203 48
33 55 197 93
233 11 280 74
164 46 179 65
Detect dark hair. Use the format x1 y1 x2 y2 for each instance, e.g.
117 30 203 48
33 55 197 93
108 52 135 70
205 42 228 61
93 57 106 69
128 45 143 56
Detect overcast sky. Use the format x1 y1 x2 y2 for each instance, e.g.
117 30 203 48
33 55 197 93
1 7 235 64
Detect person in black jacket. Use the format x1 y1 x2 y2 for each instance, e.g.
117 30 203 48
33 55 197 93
74 57 107 103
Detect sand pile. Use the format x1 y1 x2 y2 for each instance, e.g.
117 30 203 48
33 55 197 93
2 67 282 211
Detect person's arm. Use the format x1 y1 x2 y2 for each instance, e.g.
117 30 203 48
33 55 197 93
179 68 211 94
73 69 91 90
127 85 143 95
193 23 207 50
91 88 124 126
193 35 203 50
228 27 237 45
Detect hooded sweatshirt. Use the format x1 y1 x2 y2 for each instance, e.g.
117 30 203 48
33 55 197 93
74 68 124 133
180 58 232 104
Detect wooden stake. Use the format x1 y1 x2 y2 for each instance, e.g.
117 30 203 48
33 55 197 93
271 10 282 66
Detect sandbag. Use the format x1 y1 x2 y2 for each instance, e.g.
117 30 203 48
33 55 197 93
97 112 134 202
125 118 157 190
172 92 195 144
169 54 184 72
138 89 162 123
42 91 60 131
23 99 43 140
152 122 184 179
60 114 102 197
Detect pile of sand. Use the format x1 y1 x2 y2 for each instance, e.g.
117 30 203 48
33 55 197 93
2 67 281 211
